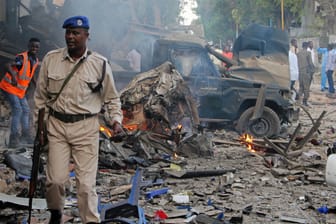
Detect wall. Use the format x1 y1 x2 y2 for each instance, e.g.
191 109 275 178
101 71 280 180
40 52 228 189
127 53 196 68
0 0 5 22
0 0 33 22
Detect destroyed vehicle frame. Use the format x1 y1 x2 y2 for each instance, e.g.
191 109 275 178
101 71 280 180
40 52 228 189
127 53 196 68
114 25 298 138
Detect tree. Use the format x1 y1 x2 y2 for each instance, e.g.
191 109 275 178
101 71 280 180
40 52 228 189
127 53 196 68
195 0 303 43
316 0 336 46
127 0 180 26
196 0 235 44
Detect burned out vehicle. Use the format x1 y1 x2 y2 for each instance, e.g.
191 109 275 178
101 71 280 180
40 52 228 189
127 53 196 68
114 24 299 138
99 62 213 168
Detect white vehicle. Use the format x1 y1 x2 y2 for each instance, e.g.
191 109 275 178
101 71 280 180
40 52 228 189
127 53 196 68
326 154 336 186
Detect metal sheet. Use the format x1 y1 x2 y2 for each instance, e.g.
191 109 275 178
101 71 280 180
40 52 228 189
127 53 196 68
0 192 47 210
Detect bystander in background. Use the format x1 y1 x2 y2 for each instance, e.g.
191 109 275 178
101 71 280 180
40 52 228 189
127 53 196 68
289 38 299 100
127 48 141 72
0 37 40 148
307 40 316 85
317 46 329 91
325 43 336 98
222 45 233 68
297 41 315 107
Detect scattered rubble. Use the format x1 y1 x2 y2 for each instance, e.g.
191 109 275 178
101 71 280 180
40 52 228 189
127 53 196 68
1 77 336 223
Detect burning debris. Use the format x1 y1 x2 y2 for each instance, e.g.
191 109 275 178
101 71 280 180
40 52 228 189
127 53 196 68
236 109 328 170
99 62 213 169
120 61 200 131
0 84 334 223
240 133 255 152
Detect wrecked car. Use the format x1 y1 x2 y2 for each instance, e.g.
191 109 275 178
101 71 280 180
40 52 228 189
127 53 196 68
114 24 298 138
99 62 212 169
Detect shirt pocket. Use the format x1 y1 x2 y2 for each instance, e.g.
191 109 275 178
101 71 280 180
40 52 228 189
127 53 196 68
47 73 66 95
78 73 100 95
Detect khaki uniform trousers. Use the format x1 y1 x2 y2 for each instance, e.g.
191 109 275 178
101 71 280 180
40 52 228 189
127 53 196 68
298 72 312 103
46 115 100 223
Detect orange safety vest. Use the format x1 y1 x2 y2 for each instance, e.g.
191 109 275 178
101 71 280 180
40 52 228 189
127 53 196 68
0 51 39 99
222 51 233 59
222 51 233 67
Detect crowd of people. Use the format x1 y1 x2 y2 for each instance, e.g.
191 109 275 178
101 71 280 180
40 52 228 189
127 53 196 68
289 39 336 107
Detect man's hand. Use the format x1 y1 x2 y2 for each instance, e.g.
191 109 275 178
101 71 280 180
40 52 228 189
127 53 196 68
112 121 124 135
110 121 126 142
11 76 17 86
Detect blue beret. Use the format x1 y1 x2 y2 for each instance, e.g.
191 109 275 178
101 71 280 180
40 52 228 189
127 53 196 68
62 16 89 29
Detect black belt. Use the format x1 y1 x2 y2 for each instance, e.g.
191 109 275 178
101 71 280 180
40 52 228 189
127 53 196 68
49 108 96 123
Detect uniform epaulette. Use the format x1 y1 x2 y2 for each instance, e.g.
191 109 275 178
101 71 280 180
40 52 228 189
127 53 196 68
90 51 108 63
46 48 63 56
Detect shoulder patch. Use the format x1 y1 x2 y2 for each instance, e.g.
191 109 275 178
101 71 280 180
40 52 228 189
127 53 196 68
46 48 63 56
90 51 108 62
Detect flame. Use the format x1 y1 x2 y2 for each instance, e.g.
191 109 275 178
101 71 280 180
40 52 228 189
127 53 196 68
100 125 113 138
121 104 148 132
177 124 182 130
173 152 178 159
123 122 148 132
124 124 139 132
240 133 255 152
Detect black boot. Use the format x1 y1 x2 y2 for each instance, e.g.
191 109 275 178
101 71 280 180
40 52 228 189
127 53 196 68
48 210 62 224
21 129 34 145
302 100 311 107
8 134 20 148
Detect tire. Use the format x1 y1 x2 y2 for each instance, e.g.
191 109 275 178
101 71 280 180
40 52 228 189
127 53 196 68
236 106 280 138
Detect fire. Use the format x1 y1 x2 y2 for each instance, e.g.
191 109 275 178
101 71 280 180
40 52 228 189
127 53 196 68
124 124 140 132
100 125 113 138
122 103 148 132
240 133 255 152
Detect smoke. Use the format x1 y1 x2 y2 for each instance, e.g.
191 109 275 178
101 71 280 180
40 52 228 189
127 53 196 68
26 0 180 64
179 0 198 25
54 0 133 58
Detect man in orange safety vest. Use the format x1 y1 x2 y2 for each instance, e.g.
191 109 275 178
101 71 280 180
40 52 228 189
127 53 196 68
0 37 40 148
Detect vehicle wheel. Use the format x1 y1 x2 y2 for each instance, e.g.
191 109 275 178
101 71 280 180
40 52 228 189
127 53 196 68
236 106 280 138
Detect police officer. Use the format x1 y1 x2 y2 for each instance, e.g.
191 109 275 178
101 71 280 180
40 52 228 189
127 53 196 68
34 16 123 223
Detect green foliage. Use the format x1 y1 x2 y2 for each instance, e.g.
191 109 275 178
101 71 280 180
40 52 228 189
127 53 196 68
196 0 303 43
135 0 180 26
196 0 235 44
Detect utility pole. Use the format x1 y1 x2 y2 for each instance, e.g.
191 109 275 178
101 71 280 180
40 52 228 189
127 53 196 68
281 0 284 30
232 8 240 38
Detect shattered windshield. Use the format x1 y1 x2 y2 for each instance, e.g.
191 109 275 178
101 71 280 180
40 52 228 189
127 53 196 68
170 48 220 78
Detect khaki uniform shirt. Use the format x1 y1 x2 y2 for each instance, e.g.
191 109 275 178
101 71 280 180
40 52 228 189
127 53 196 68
34 47 122 124
297 49 314 76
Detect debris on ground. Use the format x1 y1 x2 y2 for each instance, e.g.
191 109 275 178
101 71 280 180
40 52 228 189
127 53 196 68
1 71 336 224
